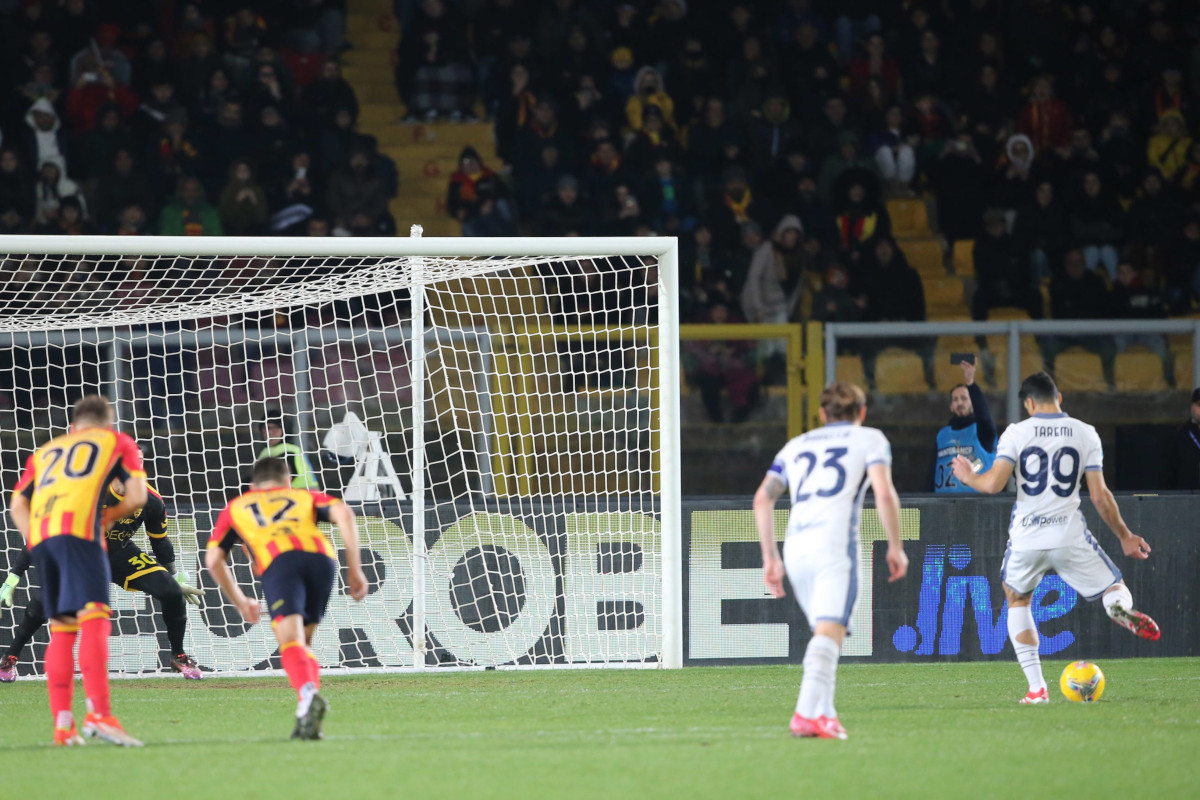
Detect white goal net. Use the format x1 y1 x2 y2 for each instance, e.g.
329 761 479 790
0 233 681 675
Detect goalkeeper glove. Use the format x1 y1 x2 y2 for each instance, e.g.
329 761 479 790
0 573 19 607
175 571 203 606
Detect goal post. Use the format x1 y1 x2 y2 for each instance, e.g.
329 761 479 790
0 233 681 674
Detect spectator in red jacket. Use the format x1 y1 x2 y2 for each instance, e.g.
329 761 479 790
65 64 139 135
1016 75 1074 157
447 146 512 236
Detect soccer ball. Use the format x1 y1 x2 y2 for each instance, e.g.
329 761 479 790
1059 661 1105 702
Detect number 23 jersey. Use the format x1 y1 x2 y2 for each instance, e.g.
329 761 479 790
996 412 1103 551
767 422 892 556
209 488 339 574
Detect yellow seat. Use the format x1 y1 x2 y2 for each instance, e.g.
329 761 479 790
887 199 931 237
895 238 944 278
1175 354 1194 389
1115 352 1168 391
934 357 967 393
939 335 976 353
952 240 975 275
876 350 929 393
924 276 965 311
1054 351 1108 392
992 352 1046 392
986 306 1031 322
836 355 866 388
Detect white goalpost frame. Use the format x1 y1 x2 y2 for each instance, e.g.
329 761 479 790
0 233 683 672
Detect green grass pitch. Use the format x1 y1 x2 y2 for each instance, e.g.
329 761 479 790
1 659 1196 799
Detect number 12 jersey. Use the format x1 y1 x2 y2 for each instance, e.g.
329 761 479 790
996 412 1103 551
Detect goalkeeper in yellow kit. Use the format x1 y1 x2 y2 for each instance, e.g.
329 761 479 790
0 479 205 681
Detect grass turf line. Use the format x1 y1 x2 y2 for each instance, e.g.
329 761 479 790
1 659 1196 799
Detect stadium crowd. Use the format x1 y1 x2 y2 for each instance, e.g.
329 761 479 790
431 0 1200 333
1 2 1200 347
0 0 388 238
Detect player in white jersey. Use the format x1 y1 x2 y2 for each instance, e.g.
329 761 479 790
755 383 908 739
952 372 1160 704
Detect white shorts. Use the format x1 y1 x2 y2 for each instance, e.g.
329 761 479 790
1001 532 1123 601
783 539 860 631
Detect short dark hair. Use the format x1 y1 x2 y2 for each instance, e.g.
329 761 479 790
1019 371 1059 404
251 456 290 486
949 383 968 398
821 382 866 422
72 394 112 425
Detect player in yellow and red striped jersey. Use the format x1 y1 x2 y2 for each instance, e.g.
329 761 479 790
205 456 367 740
0 479 206 683
8 395 147 747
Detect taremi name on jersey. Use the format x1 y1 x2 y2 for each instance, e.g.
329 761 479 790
951 372 1160 705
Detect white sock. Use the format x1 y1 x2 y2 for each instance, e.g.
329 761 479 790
56 710 74 729
296 682 317 718
1102 584 1133 618
1007 606 1045 692
795 635 841 719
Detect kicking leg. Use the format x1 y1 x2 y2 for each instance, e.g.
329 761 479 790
1102 582 1160 641
1005 586 1048 703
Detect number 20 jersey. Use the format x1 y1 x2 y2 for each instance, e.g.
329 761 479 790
209 488 339 575
767 423 892 556
995 412 1103 551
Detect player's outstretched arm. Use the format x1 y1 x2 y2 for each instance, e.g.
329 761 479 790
753 475 787 599
329 503 368 601
951 454 1013 494
867 463 908 582
204 546 260 622
0 547 32 607
1085 470 1151 560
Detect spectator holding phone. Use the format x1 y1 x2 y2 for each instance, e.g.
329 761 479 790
931 357 997 493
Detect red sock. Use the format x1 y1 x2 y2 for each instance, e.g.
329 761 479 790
305 647 320 690
78 604 112 718
280 641 310 697
46 623 78 728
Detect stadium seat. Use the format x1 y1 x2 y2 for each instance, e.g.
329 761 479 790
886 199 931 237
938 335 976 353
875 350 929 393
428 272 546 328
895 238 945 278
1175 353 1194 389
1115 351 1168 391
952 240 975 276
248 353 297 404
196 347 249 407
923 275 965 314
311 344 364 407
1054 351 1108 392
984 306 1031 321
933 356 966 393
836 355 865 387
991 351 1046 392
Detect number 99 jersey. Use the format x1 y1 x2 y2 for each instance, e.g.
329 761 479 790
995 412 1103 551
767 422 892 557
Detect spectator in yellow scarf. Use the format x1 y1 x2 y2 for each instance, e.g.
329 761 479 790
1147 110 1193 182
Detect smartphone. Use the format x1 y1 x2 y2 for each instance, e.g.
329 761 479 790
950 352 976 365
